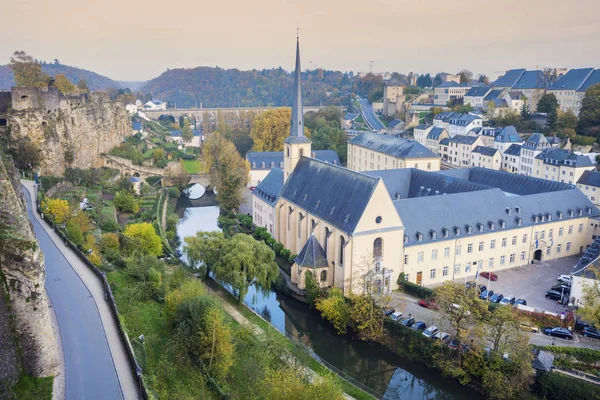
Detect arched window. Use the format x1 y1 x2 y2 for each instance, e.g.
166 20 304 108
299 148 304 157
373 238 383 259
320 270 327 282
252 162 256 168
324 227 330 255
339 236 345 266
311 219 316 232
261 162 266 168
270 161 274 168
288 206 293 230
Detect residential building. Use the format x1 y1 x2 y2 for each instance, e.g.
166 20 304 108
433 82 471 106
447 114 483 137
548 68 600 115
468 127 499 147
471 146 501 170
520 133 551 175
348 132 440 172
438 73 461 84
426 127 449 156
533 148 595 184
482 89 506 110
493 126 523 153
167 130 203 148
143 100 167 111
504 91 526 112
492 69 547 111
125 104 137 115
446 135 485 167
464 86 493 108
387 119 406 134
503 144 522 173
252 168 283 236
577 170 600 206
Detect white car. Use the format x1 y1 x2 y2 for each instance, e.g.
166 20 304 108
423 326 439 338
434 332 450 342
557 275 572 284
390 312 403 321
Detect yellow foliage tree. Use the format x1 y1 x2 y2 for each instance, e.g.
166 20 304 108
250 108 310 152
54 74 77 94
315 288 350 335
41 198 70 224
124 222 163 257
9 50 49 88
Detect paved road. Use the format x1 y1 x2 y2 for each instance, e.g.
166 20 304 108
357 98 386 131
22 183 133 400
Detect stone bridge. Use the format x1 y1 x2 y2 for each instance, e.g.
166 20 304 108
94 154 181 179
140 105 346 121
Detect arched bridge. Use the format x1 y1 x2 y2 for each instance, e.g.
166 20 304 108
140 105 346 121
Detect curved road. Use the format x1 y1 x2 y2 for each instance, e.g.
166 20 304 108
357 98 386 131
22 186 125 400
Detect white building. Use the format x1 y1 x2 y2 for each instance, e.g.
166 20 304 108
493 126 523 153
577 170 600 207
125 104 138 115
471 146 501 170
167 130 203 148
533 147 595 185
548 68 600 115
445 135 485 167
502 144 522 173
520 133 551 176
447 114 483 137
143 100 167 111
492 69 547 112
464 86 492 109
433 82 471 106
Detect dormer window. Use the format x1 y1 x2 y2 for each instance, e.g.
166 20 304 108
454 226 461 235
442 228 449 238
515 206 521 213
516 217 522 226
489 221 495 230
569 210 574 217
499 219 506 228
540 215 546 222
416 232 423 242
534 215 539 223
477 223 484 232
558 211 563 219
578 208 583 216
430 230 437 239
466 225 473 234
505 207 511 215
588 207 593 215
547 213 552 221
404 235 409 244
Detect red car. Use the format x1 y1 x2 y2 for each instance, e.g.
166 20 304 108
418 299 439 310
480 272 498 281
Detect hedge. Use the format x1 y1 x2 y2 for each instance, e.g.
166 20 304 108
396 274 434 299
534 346 600 365
515 309 573 329
534 370 600 400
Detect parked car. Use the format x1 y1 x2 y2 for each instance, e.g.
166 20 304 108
582 326 600 339
515 299 527 306
544 327 574 340
499 296 515 306
489 293 504 303
447 338 460 350
423 326 439 338
465 281 477 289
390 312 403 322
575 318 592 331
479 289 494 300
412 322 427 332
383 307 395 317
545 290 564 302
400 317 415 327
551 284 571 294
519 322 539 333
434 332 451 342
480 272 498 281
418 299 439 310
478 285 487 293
557 275 572 284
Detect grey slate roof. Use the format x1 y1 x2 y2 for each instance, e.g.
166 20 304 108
472 146 499 157
532 350 554 372
345 113 360 121
437 81 460 88
508 91 524 99
170 130 202 137
349 132 438 159
284 38 311 145
415 124 429 130
572 236 600 278
504 144 522 156
577 170 600 187
578 69 600 92
495 126 522 143
280 157 380 234
448 113 481 126
433 111 460 122
535 147 595 168
465 86 492 97
246 152 284 170
549 68 595 91
523 133 549 150
449 135 479 145
388 119 404 129
311 150 340 165
439 138 450 146
493 69 526 88
484 89 505 101
294 233 329 268
512 70 545 89
493 99 508 108
427 127 447 140
253 168 283 206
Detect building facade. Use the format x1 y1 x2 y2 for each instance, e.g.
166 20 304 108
434 82 471 106
445 135 485 167
471 146 501 170
577 170 600 206
548 68 600 115
532 148 595 185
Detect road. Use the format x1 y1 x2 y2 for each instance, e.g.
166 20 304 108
357 98 386 131
22 183 137 400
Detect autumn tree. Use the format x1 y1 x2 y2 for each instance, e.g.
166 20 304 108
316 287 350 335
577 268 600 327
250 108 293 152
349 293 384 341
123 222 162 257
558 110 578 130
478 74 489 84
484 306 522 353
214 233 278 304
435 282 488 341
114 191 139 213
458 69 473 84
181 119 193 143
53 74 77 94
99 232 121 259
183 231 226 280
9 50 49 88
578 83 600 137
203 132 249 211
77 80 90 93
41 198 70 224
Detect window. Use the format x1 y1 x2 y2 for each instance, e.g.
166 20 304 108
568 225 573 234
509 253 515 263
522 234 528 243
520 251 526 261
454 264 461 275
479 241 484 251
456 245 462 256
566 242 571 252
549 229 553 238
579 223 584 233
339 236 345 265
287 206 293 230
298 213 303 238
540 230 545 239
465 264 471 273
320 270 327 282
500 256 506 265
444 247 450 258
512 236 517 245
546 247 551 255
418 251 424 263
373 238 383 258
488 257 494 267
467 244 473 253
432 249 438 260
443 266 449 276
502 238 507 247
559 227 563 236
490 239 496 249
430 269 436 279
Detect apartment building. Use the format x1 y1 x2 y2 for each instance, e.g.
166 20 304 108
471 146 502 170
577 170 600 206
445 135 485 167
434 82 471 106
548 68 600 115
533 148 595 185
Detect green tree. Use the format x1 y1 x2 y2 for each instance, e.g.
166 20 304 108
66 218 84 245
416 73 432 88
77 79 89 93
183 231 226 280
578 83 600 136
214 234 278 304
305 271 320 308
520 101 531 120
435 282 488 341
478 74 489 84
547 109 558 131
181 119 193 143
114 191 139 213
558 110 578 130
484 306 521 353
316 287 350 334
9 50 49 88
578 268 600 327
537 93 559 114
123 222 163 257
53 74 77 94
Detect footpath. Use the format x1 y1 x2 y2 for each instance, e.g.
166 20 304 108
22 180 141 400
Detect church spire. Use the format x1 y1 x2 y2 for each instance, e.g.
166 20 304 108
284 32 310 144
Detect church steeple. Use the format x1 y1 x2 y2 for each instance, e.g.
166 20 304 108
283 32 311 182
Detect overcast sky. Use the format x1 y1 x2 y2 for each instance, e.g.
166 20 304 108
1 0 599 82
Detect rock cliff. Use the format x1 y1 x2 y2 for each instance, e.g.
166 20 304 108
0 152 59 384
3 86 130 176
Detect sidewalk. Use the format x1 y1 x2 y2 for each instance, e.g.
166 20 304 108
22 180 141 400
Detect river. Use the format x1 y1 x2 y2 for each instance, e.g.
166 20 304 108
176 185 482 400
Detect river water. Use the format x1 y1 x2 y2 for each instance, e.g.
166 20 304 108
176 186 482 399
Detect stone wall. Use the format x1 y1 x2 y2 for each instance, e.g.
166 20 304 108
7 87 131 176
0 153 59 379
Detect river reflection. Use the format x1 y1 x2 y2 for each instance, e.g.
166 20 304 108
177 205 483 400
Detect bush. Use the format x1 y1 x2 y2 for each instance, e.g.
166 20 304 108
40 176 62 190
114 191 140 213
514 309 570 329
101 219 120 232
146 176 162 186
534 346 600 365
167 187 181 199
237 213 252 228
66 219 84 246
534 370 600 400
397 273 435 299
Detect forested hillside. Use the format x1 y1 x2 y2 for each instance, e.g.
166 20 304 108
141 67 359 108
0 61 122 91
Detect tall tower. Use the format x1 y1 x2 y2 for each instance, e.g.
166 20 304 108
283 34 312 182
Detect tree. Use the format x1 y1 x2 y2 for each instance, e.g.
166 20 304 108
578 83 600 136
304 106 348 163
316 288 350 334
41 198 70 224
203 132 250 211
557 110 578 130
181 119 193 144
66 218 84 245
478 74 489 84
99 232 120 259
256 367 344 400
577 269 600 327
114 191 139 213
250 108 310 152
77 80 89 93
433 73 443 87
53 74 77 94
349 293 384 341
305 271 320 308
9 50 49 88
537 93 559 114
458 70 473 84
153 148 166 163
123 222 163 257
435 282 488 340
485 306 521 353
183 231 226 280
520 101 531 120
416 73 432 88
213 234 278 303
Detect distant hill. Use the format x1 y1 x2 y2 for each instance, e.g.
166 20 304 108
140 66 357 108
0 62 122 91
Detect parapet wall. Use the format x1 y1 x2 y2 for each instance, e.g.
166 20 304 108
10 86 89 112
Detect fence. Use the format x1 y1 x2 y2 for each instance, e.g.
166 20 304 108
36 202 150 400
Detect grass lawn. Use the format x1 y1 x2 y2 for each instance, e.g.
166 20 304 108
143 148 155 159
12 373 54 400
181 159 203 174
100 200 117 222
